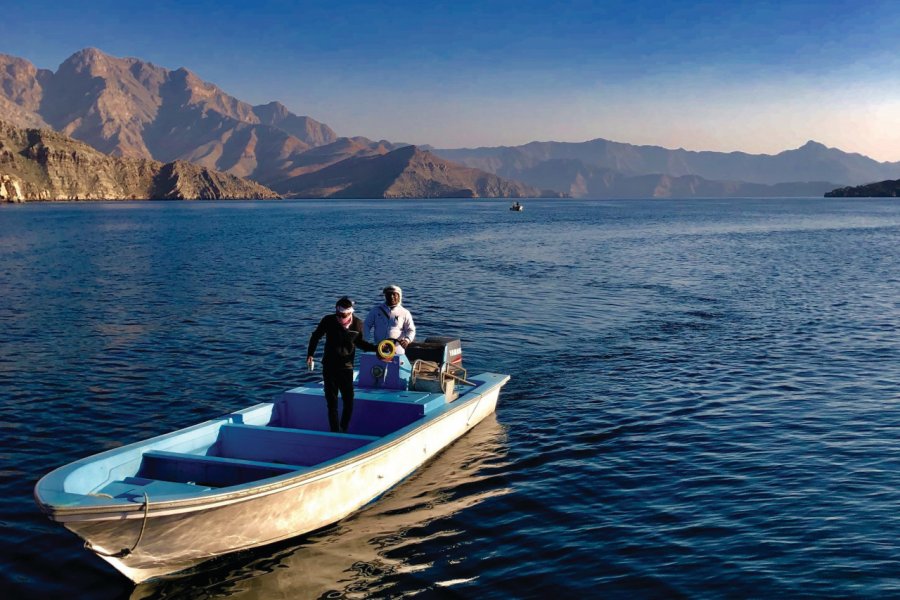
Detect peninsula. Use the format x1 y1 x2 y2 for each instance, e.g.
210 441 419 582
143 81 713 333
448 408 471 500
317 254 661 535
825 180 900 197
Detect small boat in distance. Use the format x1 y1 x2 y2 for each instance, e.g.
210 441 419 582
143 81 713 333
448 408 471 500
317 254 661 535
34 337 510 584
509 201 524 211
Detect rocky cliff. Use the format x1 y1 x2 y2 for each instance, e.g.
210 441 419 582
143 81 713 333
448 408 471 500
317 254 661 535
0 121 278 201
278 145 559 198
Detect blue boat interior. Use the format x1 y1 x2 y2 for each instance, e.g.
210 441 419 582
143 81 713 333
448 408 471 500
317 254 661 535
37 371 509 507
98 386 449 496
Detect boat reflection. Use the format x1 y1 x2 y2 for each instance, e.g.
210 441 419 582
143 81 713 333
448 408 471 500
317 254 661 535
131 414 510 599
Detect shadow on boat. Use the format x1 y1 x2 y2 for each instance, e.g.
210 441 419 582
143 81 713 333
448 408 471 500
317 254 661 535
130 414 510 599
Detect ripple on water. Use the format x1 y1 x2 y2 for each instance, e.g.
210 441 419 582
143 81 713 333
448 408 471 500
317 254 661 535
3 199 900 598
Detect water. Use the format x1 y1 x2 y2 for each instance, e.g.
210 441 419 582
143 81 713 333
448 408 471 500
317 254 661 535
2 198 900 598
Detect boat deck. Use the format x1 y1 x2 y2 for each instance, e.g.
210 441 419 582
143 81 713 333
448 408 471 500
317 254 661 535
90 383 456 501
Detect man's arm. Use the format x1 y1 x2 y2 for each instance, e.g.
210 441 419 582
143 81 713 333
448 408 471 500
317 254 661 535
353 320 377 352
307 317 326 359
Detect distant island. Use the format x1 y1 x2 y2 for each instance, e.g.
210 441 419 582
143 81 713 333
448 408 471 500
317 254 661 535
825 180 900 197
3 47 900 200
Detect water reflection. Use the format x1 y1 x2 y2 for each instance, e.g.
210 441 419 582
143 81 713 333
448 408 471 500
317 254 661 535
132 415 510 599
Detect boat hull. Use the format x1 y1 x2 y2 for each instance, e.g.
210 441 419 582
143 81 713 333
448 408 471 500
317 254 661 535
46 378 506 583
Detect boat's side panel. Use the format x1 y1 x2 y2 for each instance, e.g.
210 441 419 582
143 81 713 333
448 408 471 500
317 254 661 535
65 381 506 583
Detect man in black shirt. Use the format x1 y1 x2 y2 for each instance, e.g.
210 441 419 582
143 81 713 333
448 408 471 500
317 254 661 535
307 296 377 432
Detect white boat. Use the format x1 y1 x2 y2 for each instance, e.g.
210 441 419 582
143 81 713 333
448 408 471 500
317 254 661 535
34 337 510 584
509 202 524 211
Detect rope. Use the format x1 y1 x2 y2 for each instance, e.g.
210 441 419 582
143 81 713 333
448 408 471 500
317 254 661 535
85 492 150 558
466 393 484 427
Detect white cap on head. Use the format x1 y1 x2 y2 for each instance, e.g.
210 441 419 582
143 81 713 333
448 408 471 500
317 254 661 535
383 284 402 297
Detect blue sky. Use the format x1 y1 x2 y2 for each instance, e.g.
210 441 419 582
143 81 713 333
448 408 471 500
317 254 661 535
5 0 900 160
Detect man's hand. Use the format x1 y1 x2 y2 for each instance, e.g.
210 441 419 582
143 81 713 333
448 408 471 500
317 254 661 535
398 338 410 349
306 356 314 368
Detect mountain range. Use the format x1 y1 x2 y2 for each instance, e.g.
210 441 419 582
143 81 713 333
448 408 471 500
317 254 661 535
2 47 899 199
432 140 900 198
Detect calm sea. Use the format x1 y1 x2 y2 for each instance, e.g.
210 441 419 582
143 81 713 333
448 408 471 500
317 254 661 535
2 198 900 599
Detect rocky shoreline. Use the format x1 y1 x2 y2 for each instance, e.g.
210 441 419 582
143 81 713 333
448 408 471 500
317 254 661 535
0 121 279 202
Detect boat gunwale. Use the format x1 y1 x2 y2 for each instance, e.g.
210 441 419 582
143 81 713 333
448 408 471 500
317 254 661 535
35 373 510 520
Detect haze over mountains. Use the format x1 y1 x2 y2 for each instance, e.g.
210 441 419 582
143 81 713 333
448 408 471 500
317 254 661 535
3 47 899 199
432 140 900 198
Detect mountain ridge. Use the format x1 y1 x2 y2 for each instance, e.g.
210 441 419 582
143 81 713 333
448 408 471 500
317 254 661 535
433 137 900 196
278 145 560 198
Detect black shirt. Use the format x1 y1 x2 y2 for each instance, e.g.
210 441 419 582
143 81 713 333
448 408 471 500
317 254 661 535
307 315 377 369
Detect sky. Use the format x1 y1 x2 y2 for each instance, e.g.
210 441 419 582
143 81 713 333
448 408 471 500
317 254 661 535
5 0 900 161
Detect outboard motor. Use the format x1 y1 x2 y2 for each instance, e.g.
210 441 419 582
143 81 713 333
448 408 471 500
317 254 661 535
406 336 465 400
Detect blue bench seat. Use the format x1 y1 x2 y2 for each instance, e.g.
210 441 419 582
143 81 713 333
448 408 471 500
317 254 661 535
214 423 378 466
137 449 303 488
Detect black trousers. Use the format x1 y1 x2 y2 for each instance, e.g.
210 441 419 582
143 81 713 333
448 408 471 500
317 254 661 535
322 365 355 432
